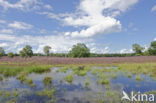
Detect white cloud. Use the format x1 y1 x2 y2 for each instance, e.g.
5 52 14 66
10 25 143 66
151 5 156 12
37 12 61 20
102 46 110 53
90 44 110 53
120 49 127 53
120 48 133 54
63 0 138 38
40 0 138 38
8 21 33 30
0 43 8 47
143 45 149 52
0 33 93 53
0 0 40 11
36 0 139 38
0 29 13 34
0 34 16 41
44 4 53 10
153 38 156 41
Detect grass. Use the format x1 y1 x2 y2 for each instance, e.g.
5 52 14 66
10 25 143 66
60 66 70 73
72 66 91 76
65 73 74 83
43 77 52 85
1 62 156 103
127 73 132 78
0 89 19 99
0 76 3 81
100 79 110 85
16 75 35 88
85 77 90 86
135 75 141 81
36 88 56 102
0 64 52 77
37 88 55 98
117 63 156 80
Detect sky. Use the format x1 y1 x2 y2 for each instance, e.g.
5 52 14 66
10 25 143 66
0 0 156 54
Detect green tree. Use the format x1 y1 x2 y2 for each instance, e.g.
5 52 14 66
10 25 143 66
132 44 144 55
19 45 33 58
0 47 5 57
148 41 156 55
43 46 51 56
69 43 90 58
8 52 14 58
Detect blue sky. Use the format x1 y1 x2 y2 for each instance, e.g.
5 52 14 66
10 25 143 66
0 0 156 53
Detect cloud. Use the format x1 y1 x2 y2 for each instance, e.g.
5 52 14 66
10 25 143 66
151 5 156 12
0 33 93 53
0 43 9 47
37 12 61 20
40 0 138 38
102 46 110 53
44 4 53 10
0 29 13 34
8 21 33 30
65 0 138 38
0 0 40 11
120 48 133 54
0 34 16 41
153 38 156 41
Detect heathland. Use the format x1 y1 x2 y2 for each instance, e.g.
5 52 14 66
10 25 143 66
0 56 156 103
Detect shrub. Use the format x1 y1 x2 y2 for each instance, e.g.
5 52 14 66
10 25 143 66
8 52 14 58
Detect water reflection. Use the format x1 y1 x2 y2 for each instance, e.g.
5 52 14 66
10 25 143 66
0 67 156 103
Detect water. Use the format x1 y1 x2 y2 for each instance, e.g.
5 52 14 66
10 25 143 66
0 67 156 103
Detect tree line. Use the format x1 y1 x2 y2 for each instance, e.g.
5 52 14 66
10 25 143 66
0 41 156 58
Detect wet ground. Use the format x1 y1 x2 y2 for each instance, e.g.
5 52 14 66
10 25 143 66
0 66 156 103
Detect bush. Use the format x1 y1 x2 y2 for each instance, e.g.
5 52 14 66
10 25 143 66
8 52 14 58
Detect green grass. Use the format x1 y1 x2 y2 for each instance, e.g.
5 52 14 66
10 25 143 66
85 77 90 86
117 63 156 80
60 67 70 73
36 88 56 102
0 76 3 81
1 62 156 103
43 77 52 85
0 64 52 77
72 66 91 76
135 75 141 81
65 73 74 83
16 75 35 88
100 79 110 85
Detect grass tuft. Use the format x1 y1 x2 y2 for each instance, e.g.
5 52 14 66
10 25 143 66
43 77 52 85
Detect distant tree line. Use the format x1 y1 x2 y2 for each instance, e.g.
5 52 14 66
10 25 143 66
0 40 156 58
